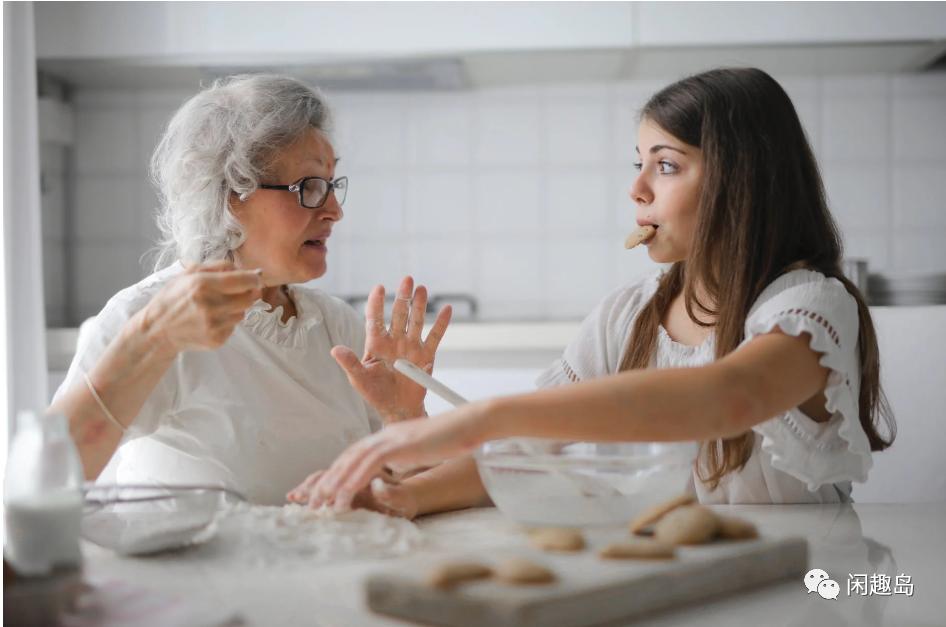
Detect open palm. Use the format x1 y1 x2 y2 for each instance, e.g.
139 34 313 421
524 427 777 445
332 276 452 423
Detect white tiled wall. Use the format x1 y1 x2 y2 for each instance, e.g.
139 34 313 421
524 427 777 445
40 144 68 326
41 71 946 326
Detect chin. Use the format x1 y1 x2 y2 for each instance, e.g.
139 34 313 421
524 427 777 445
286 262 326 284
646 248 685 265
302 264 327 282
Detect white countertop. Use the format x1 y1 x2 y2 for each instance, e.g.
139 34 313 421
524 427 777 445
78 502 945 626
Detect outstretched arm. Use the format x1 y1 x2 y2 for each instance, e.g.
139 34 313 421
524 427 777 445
302 330 830 511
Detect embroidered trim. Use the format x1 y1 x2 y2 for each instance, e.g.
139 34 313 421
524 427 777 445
774 308 841 347
561 359 581 383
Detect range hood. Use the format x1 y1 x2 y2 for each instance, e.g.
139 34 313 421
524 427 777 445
37 39 946 92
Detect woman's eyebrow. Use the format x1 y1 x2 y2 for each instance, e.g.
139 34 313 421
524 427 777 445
635 144 688 155
299 156 340 166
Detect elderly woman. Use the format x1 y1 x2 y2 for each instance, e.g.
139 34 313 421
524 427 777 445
50 75 451 505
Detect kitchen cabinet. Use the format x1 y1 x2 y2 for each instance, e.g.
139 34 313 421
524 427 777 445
35 2 946 64
636 2 946 47
34 2 635 61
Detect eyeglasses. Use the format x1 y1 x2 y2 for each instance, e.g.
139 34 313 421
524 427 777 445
258 176 348 209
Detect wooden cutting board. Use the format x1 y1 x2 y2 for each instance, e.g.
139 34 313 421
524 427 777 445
365 536 807 627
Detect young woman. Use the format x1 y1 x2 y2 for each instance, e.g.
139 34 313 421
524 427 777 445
289 67 896 515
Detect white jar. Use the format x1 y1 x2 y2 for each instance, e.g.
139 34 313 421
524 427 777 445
4 411 84 576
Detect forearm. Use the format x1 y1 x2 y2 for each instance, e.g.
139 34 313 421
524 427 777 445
485 364 755 444
49 309 177 479
403 456 491 517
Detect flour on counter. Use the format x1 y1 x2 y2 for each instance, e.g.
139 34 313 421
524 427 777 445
214 503 424 566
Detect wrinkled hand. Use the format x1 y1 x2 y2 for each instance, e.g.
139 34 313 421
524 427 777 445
332 276 451 423
298 403 489 513
140 260 262 355
287 468 419 520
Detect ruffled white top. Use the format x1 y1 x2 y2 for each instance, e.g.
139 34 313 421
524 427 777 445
536 269 871 504
52 262 382 505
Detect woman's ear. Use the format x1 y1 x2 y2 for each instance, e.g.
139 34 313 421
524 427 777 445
228 190 247 218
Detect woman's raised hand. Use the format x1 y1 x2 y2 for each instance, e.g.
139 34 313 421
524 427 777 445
331 276 452 424
140 260 262 355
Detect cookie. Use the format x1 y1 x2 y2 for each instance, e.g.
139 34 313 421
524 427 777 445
653 505 720 546
629 494 697 535
426 561 492 589
624 225 657 249
716 515 759 540
599 540 676 560
528 527 586 552
494 558 556 585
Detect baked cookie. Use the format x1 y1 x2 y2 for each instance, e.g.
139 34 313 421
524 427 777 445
599 540 676 560
528 527 586 552
629 494 697 535
716 515 759 540
653 505 720 546
494 558 556 585
426 561 493 589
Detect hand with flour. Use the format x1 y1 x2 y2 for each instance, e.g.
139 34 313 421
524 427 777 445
287 467 420 519
331 276 452 424
293 401 492 513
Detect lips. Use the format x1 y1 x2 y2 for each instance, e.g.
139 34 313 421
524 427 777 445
302 232 331 247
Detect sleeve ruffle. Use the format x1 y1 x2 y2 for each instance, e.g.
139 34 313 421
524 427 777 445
746 306 872 492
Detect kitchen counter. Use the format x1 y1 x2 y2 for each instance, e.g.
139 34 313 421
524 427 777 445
77 502 945 626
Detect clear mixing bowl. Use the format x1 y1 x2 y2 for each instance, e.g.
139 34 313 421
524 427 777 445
474 438 697 527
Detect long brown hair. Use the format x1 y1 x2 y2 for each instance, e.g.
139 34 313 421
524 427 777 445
618 68 895 489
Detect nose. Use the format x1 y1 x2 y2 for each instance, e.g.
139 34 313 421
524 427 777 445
629 172 652 206
318 191 343 222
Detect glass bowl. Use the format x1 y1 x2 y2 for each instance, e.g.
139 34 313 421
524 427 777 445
474 438 697 527
81 484 240 555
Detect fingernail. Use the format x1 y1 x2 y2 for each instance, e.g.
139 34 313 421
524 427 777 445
333 496 350 513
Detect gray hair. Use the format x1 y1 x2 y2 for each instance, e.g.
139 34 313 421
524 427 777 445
150 74 332 269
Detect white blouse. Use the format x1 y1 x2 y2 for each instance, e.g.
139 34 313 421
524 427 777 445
536 269 872 504
53 263 382 505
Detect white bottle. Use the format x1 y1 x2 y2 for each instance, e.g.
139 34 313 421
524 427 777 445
4 411 84 576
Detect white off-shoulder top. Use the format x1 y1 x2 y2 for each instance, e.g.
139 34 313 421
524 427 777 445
52 262 383 505
536 269 872 504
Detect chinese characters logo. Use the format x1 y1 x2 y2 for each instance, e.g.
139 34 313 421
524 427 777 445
804 568 914 600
